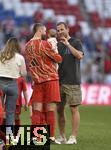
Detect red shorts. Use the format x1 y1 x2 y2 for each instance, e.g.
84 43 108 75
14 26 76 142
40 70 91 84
29 80 61 105
15 105 21 115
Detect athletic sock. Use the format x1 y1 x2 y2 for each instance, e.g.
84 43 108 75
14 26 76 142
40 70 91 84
46 111 55 137
31 110 42 125
41 112 46 125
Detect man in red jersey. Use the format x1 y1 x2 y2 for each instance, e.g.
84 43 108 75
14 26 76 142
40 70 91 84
25 23 62 143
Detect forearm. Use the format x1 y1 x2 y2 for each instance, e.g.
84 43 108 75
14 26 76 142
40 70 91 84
44 50 62 63
60 36 83 59
67 43 83 59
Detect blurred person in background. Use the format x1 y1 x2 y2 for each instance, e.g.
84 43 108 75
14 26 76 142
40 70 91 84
44 17 56 31
19 22 31 43
0 37 27 125
56 22 84 144
33 7 43 23
25 23 62 144
104 52 111 84
2 16 15 43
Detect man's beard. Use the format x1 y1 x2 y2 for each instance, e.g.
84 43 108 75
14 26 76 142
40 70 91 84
41 34 47 40
60 33 67 38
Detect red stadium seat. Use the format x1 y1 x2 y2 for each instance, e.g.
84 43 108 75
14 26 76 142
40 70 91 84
20 0 84 22
89 12 102 27
104 18 111 27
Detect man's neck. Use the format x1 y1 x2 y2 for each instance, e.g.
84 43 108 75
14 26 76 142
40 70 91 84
33 34 41 40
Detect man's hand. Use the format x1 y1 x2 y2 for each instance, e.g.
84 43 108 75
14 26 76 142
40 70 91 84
60 37 70 46
24 104 28 111
60 37 83 59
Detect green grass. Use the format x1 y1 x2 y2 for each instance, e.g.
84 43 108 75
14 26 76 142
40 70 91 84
20 106 111 150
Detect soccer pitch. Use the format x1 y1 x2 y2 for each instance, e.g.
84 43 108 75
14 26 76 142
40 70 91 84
20 105 111 150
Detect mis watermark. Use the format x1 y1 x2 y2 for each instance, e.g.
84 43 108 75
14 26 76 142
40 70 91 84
0 125 50 150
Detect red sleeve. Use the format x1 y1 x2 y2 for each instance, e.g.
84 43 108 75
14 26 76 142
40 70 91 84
43 41 62 63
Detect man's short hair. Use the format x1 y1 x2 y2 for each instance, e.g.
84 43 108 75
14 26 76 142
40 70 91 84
33 23 44 34
56 22 68 28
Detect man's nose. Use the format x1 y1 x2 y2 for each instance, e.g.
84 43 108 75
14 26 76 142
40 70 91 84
60 32 64 36
58 30 62 34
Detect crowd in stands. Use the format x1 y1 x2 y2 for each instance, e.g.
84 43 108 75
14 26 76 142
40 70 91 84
0 0 111 84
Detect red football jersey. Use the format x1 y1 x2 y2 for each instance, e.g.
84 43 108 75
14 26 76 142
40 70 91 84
25 39 62 83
